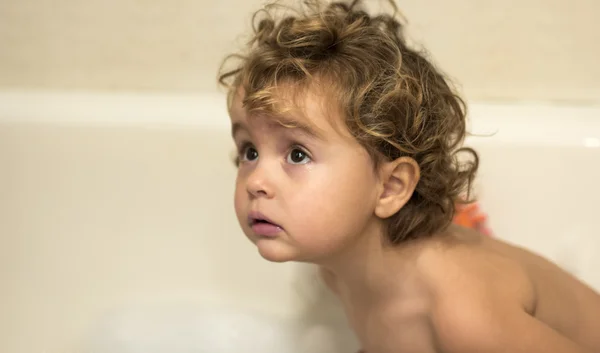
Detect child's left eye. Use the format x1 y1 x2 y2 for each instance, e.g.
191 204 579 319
287 148 311 165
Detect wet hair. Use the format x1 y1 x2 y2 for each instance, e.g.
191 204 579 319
218 0 479 243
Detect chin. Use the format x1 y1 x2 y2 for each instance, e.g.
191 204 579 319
255 239 299 263
258 252 291 263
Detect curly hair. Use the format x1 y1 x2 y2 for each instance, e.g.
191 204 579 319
218 0 479 243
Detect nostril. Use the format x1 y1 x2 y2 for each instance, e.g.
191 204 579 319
247 184 268 196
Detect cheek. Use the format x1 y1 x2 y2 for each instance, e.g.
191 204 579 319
291 160 379 231
233 176 247 219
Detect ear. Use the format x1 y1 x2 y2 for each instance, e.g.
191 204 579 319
375 157 420 219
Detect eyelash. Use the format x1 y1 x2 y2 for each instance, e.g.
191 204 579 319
230 141 250 167
234 142 312 166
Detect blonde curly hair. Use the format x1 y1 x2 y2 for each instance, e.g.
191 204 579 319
218 0 479 243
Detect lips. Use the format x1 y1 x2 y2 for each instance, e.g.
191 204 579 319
248 211 280 226
248 211 283 237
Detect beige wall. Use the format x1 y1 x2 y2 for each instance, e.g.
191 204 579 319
1 0 599 102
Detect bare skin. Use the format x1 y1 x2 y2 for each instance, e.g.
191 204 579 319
229 86 600 352
321 226 600 353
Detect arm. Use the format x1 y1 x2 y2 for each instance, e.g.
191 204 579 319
429 278 593 353
419 244 595 353
431 300 593 353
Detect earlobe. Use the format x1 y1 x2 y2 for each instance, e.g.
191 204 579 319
375 157 420 219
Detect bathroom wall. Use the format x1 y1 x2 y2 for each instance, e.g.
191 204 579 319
1 0 599 102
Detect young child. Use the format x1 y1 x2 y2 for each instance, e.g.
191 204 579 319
218 1 600 352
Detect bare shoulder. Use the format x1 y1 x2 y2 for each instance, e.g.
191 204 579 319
415 228 536 312
413 227 600 352
423 267 594 352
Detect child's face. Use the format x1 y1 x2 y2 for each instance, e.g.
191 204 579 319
230 88 383 263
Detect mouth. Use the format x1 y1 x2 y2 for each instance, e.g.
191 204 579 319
248 215 280 227
248 211 283 236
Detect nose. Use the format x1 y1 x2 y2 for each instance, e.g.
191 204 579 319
246 162 275 199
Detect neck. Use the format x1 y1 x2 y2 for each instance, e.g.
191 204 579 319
316 219 422 302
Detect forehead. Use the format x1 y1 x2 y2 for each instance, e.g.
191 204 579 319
228 84 349 140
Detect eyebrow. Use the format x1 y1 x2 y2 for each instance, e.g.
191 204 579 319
231 116 325 141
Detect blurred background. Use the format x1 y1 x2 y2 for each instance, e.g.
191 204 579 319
1 1 599 353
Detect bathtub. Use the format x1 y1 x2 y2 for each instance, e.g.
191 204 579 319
1 91 599 353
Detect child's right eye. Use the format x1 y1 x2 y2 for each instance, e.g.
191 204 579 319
239 143 259 163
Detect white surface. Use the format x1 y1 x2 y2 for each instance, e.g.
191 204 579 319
1 91 599 353
2 90 600 143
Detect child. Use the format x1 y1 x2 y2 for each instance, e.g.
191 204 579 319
218 0 600 352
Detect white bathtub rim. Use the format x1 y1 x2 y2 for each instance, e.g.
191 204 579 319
1 89 599 148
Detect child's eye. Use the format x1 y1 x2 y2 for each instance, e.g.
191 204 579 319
239 143 259 163
287 147 311 165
